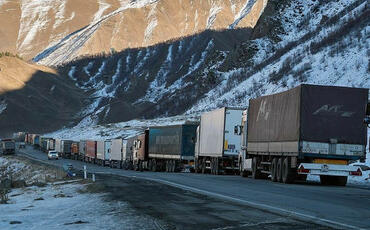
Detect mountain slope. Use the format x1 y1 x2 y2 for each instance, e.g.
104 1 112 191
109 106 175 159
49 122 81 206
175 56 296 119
0 56 83 136
0 0 267 65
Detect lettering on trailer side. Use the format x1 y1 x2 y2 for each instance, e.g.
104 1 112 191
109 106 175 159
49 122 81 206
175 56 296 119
257 100 270 121
313 104 355 117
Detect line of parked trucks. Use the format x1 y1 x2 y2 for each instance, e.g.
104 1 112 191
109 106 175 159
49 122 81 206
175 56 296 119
16 85 370 186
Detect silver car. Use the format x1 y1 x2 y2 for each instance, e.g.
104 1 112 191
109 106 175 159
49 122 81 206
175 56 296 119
48 150 59 160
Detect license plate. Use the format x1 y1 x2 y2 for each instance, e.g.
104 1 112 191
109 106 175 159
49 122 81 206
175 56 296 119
321 164 329 172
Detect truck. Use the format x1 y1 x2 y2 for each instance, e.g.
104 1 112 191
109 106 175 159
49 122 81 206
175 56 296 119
96 141 105 165
194 107 244 174
85 140 97 163
132 130 149 171
79 140 87 161
239 84 368 186
0 139 15 155
148 124 198 172
104 140 112 166
71 142 79 160
122 137 135 169
61 140 73 158
110 139 123 168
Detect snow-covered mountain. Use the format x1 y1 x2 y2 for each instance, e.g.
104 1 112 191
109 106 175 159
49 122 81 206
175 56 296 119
0 0 369 136
56 0 369 128
0 0 266 64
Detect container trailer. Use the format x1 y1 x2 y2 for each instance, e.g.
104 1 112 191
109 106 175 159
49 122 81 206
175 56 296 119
79 140 87 161
71 142 79 160
61 140 73 158
148 124 198 172
0 139 15 155
32 135 40 148
55 139 62 153
194 107 244 174
239 84 368 186
104 140 112 166
132 130 149 171
85 140 97 163
122 137 135 169
110 139 123 168
96 141 105 165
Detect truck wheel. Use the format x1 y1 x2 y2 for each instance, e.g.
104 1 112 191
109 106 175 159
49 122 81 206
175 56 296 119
276 158 283 182
152 159 157 172
201 159 206 174
271 158 277 182
282 157 294 184
252 157 261 179
215 158 219 175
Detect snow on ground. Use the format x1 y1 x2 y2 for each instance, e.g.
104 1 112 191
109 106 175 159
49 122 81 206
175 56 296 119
206 3 222 29
45 114 199 141
0 156 158 229
0 182 157 230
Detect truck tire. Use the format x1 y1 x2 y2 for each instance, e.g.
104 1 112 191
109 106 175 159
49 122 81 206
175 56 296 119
282 157 294 184
276 158 283 182
152 159 157 172
201 159 206 174
252 157 262 179
271 158 277 182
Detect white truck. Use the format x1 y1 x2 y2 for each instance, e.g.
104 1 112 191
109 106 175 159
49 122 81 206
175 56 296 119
194 107 244 174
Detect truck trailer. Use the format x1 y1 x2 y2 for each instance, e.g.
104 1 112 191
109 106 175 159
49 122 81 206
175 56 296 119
239 84 368 186
71 142 79 160
132 130 149 171
195 107 244 174
79 140 87 161
0 139 15 155
110 139 123 168
85 140 97 163
148 124 198 172
96 141 105 165
122 137 135 169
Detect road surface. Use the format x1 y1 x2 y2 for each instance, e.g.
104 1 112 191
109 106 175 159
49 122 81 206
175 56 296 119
17 145 370 230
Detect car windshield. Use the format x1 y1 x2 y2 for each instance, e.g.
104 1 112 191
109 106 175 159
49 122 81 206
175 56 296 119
50 152 57 154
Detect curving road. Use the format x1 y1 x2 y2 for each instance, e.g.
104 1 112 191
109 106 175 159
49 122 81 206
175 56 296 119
17 145 370 230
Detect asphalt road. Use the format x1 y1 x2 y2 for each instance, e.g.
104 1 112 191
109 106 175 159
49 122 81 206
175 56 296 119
17 145 370 230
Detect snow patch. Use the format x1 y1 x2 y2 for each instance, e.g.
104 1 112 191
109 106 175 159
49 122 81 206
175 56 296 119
229 0 257 29
206 4 222 29
0 101 7 114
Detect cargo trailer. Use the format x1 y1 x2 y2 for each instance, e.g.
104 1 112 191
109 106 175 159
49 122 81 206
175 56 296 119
46 139 55 151
105 140 112 166
96 141 105 165
55 139 62 153
122 137 135 170
195 107 244 174
71 142 79 160
148 124 198 172
32 135 40 148
79 140 87 161
85 140 97 163
13 132 25 142
61 140 73 158
0 139 15 155
40 137 54 152
110 139 123 168
132 130 149 171
239 84 368 186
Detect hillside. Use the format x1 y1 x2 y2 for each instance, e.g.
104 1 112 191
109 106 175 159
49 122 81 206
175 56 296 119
0 0 267 65
0 0 369 137
0 56 83 136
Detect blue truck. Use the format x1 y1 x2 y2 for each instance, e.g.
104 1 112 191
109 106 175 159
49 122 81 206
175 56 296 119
143 124 198 172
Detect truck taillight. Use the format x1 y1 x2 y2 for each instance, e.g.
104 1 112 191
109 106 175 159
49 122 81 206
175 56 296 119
349 168 362 176
298 165 310 173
